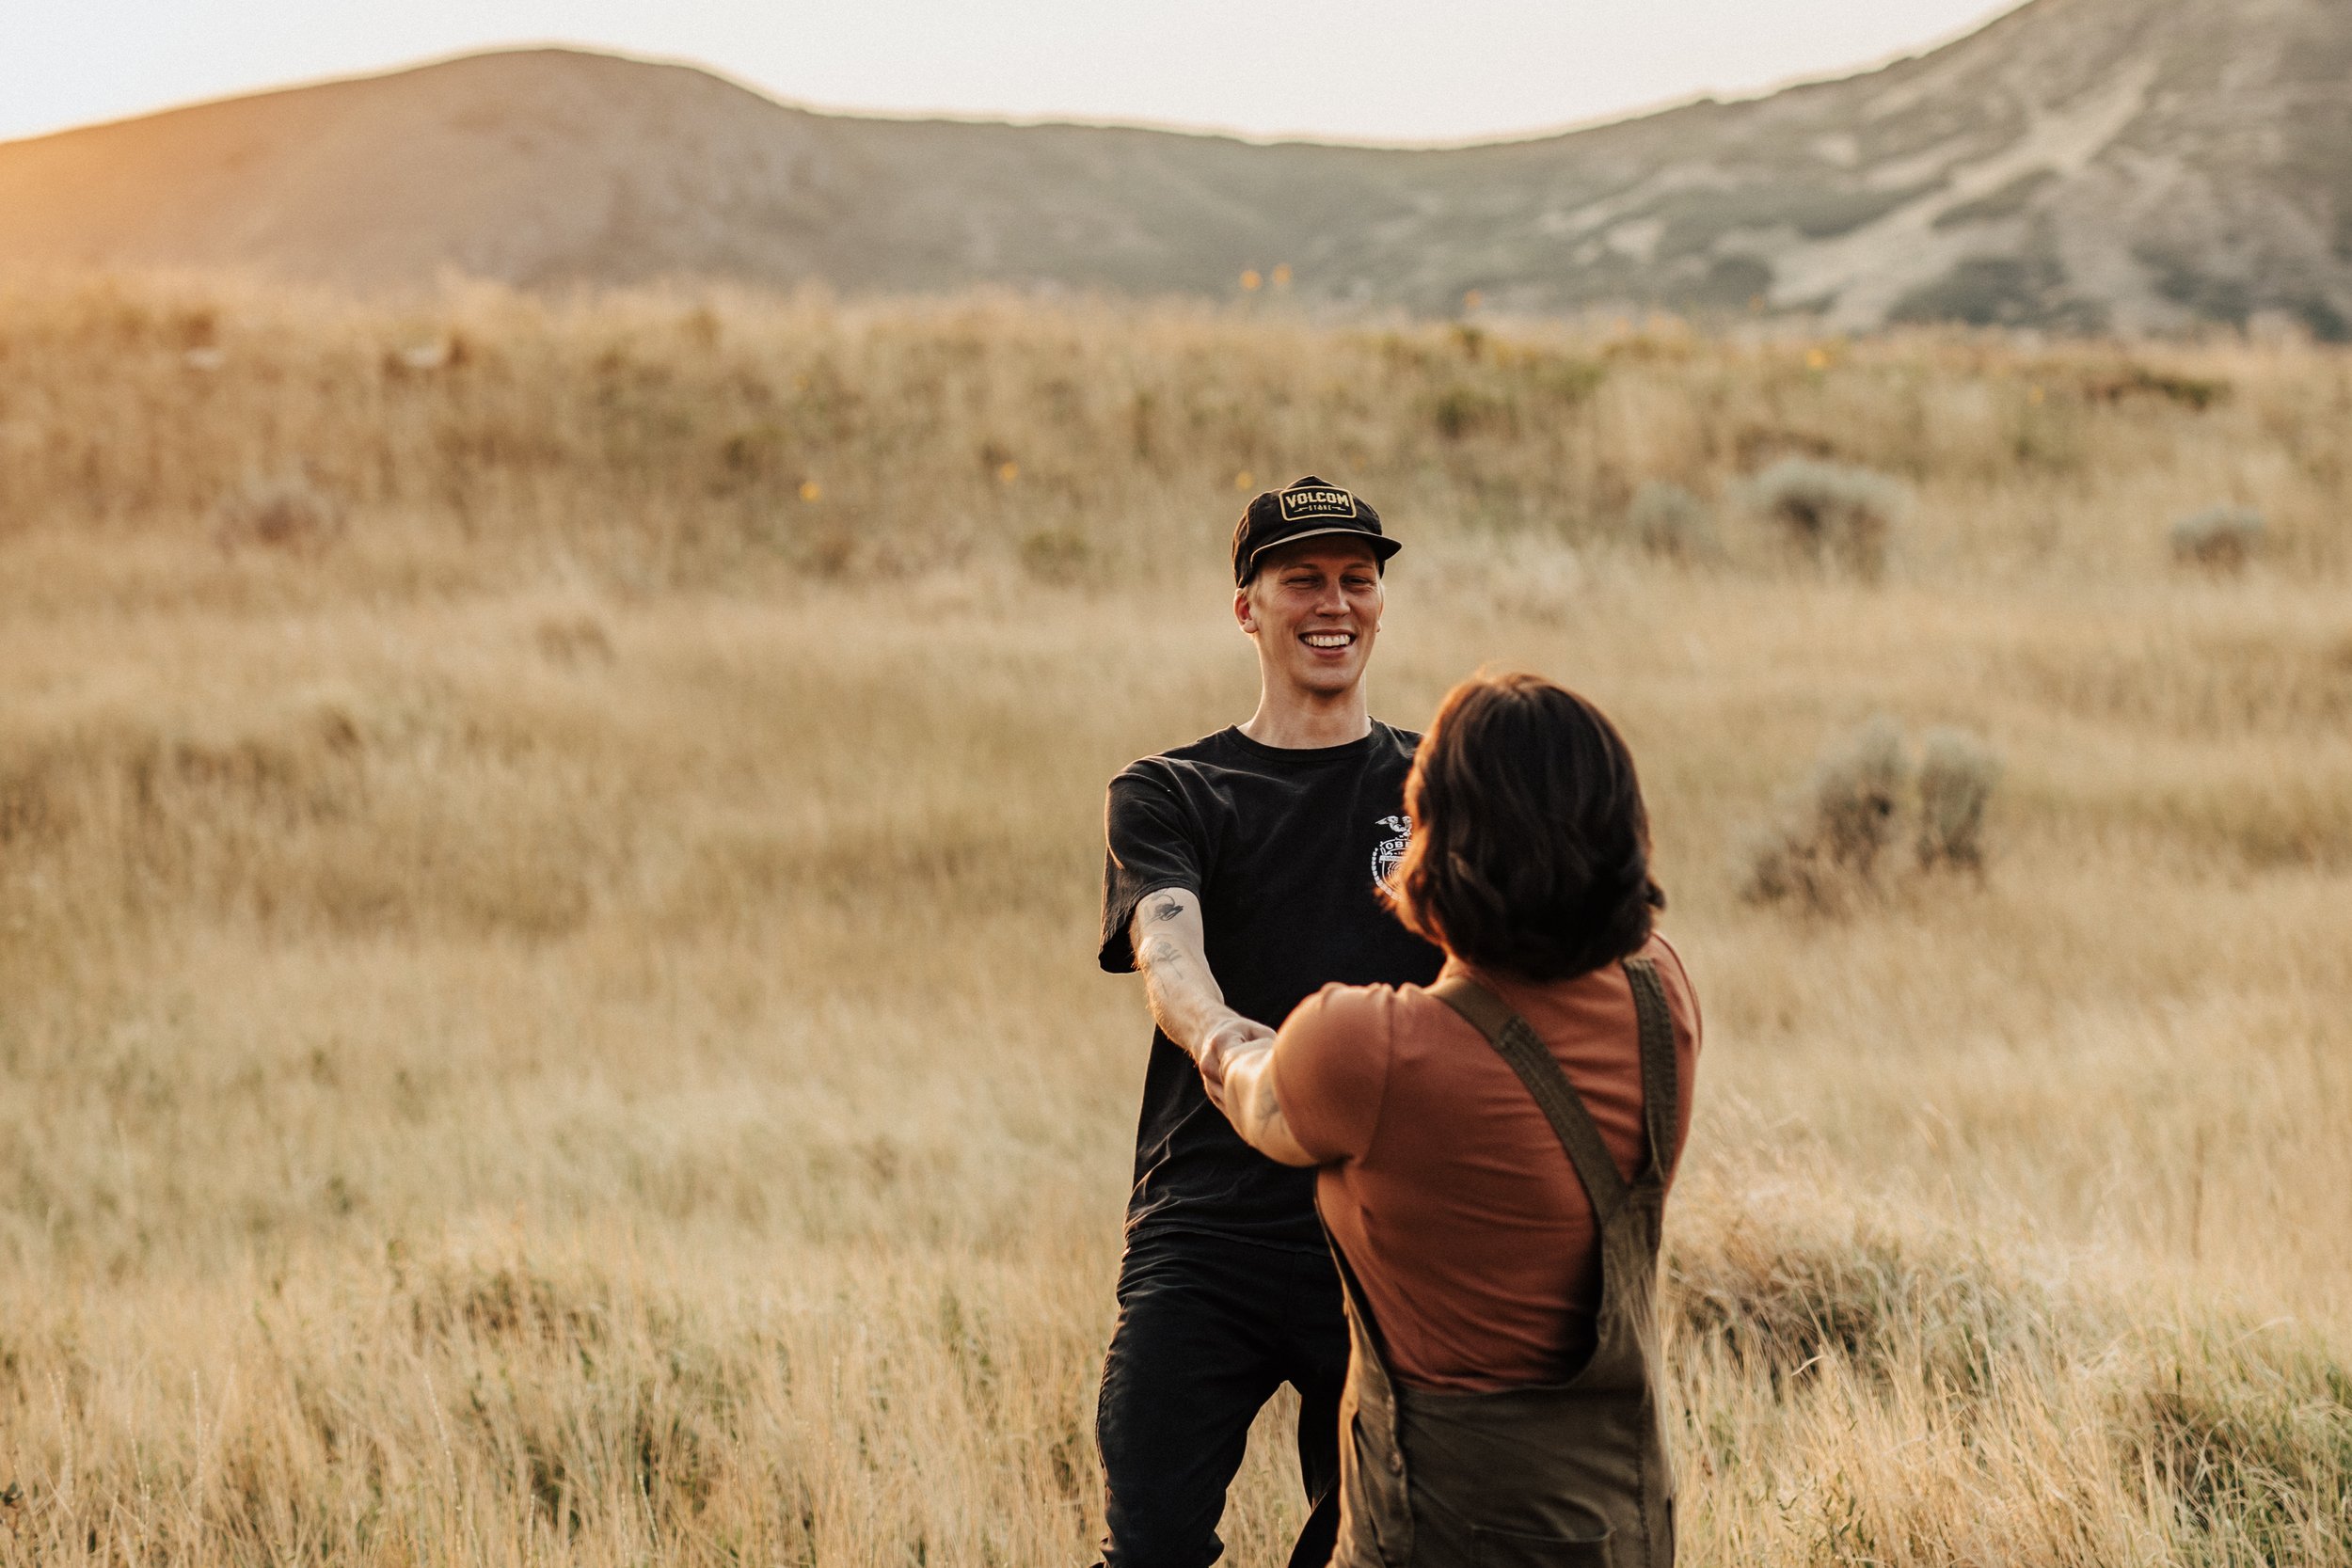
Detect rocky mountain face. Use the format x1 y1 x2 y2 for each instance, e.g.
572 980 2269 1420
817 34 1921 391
2 0 2345 334
1466 0 2352 335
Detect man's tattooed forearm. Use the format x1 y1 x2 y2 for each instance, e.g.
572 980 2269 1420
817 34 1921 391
1141 936 1183 967
1146 895 1184 924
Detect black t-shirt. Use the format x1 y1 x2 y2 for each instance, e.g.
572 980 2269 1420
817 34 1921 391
1099 721 1445 1249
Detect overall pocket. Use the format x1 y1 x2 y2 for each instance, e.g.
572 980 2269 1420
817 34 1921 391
1348 1410 1413 1562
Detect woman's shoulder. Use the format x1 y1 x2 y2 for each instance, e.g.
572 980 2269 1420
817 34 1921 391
1287 979 1409 1039
1638 931 1703 1042
1301 975 1486 1034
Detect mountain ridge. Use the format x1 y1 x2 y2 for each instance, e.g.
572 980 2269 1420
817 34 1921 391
3 0 2346 335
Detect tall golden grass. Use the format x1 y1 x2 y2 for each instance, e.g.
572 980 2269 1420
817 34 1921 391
1 273 2347 1566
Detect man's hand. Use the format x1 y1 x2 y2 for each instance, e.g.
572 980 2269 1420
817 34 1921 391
1198 1016 1277 1109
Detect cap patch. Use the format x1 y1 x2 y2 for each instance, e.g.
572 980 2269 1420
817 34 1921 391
1278 485 1359 523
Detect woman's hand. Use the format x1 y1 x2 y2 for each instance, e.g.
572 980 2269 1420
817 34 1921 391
1211 1025 1319 1168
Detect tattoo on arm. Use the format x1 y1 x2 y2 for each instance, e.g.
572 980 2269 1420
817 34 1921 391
1130 889 1235 1069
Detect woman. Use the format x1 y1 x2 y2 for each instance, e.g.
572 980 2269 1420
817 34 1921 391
1202 670 1700 1568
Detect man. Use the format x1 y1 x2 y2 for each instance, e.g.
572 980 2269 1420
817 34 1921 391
1094 476 1444 1568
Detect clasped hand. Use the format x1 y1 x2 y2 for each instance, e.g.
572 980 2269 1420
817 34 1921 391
1197 1014 1276 1111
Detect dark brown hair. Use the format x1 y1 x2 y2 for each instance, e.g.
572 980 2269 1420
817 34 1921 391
1389 670 1664 981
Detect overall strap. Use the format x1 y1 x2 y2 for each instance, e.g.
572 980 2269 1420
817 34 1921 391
1623 958 1679 1188
1430 974 1629 1227
1326 1231 1393 1357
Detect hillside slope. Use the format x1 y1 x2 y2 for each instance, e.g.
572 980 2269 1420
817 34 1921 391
1 0 2346 333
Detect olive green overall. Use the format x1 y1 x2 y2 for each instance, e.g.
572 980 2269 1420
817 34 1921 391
1327 958 1680 1568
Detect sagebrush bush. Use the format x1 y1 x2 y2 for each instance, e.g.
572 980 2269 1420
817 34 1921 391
1626 480 1719 560
1915 727 2001 872
1744 718 2003 910
2170 506 2265 571
1741 715 1908 910
1749 457 1907 579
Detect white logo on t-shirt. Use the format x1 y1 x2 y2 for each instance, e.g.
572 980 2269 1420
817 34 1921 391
1372 814 1411 894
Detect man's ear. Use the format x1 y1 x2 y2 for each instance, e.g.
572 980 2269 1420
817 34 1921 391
1233 584 1257 635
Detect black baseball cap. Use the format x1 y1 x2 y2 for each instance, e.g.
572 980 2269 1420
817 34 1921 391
1232 476 1400 585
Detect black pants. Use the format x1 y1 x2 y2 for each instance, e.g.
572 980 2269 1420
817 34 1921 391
1095 1230 1351 1568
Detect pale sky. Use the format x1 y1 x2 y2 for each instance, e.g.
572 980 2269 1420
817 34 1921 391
3 0 2024 148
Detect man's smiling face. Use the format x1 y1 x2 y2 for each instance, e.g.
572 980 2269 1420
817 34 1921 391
1235 538 1385 699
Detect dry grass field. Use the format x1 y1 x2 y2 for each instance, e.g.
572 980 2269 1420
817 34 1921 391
1 274 2348 1566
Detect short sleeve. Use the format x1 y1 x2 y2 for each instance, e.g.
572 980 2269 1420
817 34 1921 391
1268 984 1394 1164
1099 768 1204 973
